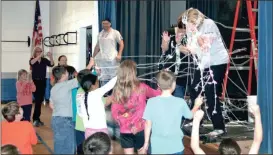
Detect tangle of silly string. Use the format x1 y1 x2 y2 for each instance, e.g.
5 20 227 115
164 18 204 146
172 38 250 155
182 10 219 116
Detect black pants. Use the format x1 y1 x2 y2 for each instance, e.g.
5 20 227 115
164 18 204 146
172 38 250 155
21 104 32 122
190 64 227 131
33 79 46 122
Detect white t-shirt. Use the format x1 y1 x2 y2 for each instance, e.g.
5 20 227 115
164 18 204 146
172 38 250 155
96 28 123 61
191 19 229 69
95 28 123 80
77 76 117 129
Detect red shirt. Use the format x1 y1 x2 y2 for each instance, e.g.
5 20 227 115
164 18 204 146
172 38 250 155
16 81 36 106
1 121 37 154
111 83 161 133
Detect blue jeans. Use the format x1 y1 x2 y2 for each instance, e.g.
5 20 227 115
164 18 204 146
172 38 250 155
173 85 185 99
51 116 75 154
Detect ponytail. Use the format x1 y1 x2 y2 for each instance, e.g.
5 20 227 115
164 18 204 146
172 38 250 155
84 92 90 120
80 74 98 121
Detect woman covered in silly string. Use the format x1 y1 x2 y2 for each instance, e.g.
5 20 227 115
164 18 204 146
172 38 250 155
160 19 192 99
178 8 229 137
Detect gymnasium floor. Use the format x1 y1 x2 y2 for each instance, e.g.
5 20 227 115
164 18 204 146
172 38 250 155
1 103 252 154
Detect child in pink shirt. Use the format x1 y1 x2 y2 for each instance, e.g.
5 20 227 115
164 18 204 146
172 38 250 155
111 60 161 154
16 69 36 121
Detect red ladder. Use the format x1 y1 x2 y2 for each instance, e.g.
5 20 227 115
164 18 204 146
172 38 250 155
221 0 258 99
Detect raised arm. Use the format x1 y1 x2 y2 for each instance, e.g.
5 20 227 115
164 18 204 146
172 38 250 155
161 31 170 53
104 96 113 107
191 110 206 154
97 76 117 96
86 57 95 70
67 78 79 90
30 52 43 65
191 96 203 114
46 52 54 67
248 104 263 154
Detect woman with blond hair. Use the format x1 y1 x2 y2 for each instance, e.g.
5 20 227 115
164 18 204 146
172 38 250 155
111 59 161 154
177 8 229 137
29 46 54 127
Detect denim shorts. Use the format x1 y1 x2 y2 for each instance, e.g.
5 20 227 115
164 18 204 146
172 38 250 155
51 116 75 154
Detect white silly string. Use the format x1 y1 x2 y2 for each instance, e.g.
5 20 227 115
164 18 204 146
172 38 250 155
92 11 253 130
182 10 219 116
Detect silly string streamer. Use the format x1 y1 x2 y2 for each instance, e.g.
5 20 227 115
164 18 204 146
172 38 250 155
182 9 218 115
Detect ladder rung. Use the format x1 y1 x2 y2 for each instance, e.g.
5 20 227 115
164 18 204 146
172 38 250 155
252 9 258 12
235 27 257 32
215 22 258 32
230 66 250 70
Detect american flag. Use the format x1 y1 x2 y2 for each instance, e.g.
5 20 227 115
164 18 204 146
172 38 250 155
32 0 43 49
30 0 43 70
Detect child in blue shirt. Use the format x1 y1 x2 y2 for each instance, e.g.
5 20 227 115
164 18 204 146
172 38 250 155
141 70 203 154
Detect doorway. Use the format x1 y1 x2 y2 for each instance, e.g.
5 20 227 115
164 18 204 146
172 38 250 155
86 26 92 66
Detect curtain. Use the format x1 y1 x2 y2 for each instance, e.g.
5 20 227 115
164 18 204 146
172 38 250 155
116 1 170 86
258 1 272 154
98 1 117 31
186 0 220 19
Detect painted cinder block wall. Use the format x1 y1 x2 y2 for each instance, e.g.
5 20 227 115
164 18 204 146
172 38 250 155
1 1 50 101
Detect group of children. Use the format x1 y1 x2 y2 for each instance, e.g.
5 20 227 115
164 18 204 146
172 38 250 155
1 56 263 154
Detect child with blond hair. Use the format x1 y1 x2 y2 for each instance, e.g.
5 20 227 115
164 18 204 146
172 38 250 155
141 70 202 154
16 69 36 121
111 59 161 154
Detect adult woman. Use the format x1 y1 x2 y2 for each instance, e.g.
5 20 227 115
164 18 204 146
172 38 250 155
29 47 54 127
50 55 68 86
178 8 229 136
160 18 191 98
